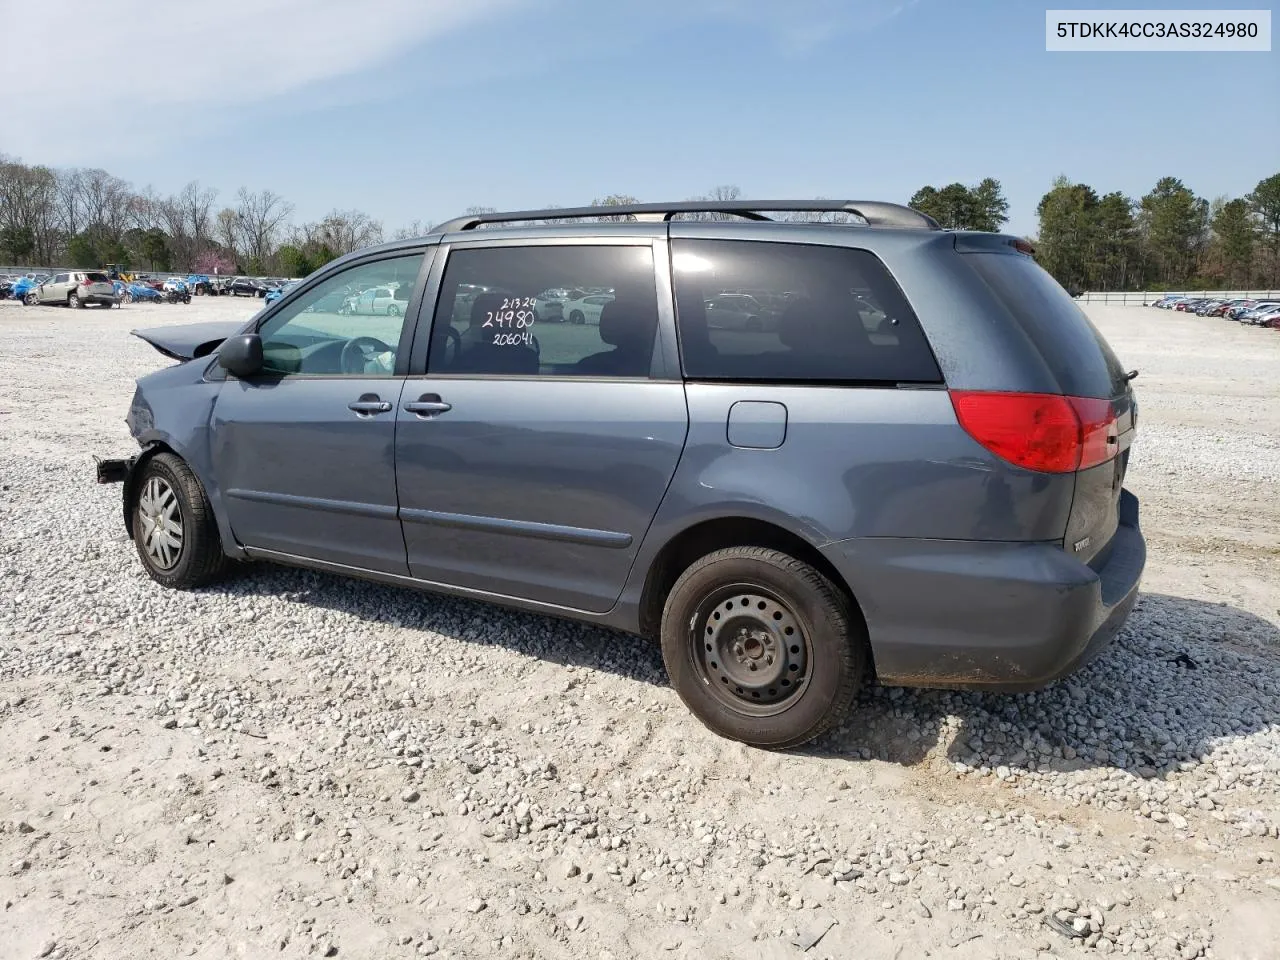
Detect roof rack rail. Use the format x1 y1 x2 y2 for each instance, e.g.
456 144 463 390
433 200 941 234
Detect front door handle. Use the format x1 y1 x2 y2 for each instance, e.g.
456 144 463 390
348 393 392 416
403 393 452 417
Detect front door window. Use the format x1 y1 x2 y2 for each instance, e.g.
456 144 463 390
254 254 425 376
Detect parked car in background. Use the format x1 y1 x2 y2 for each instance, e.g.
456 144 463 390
12 276 38 303
1194 299 1227 316
264 280 299 305
705 292 771 331
1239 302 1280 325
562 292 614 324
28 271 116 308
1203 299 1248 317
124 282 164 303
185 274 214 295
1254 307 1280 329
227 277 266 297
343 282 411 316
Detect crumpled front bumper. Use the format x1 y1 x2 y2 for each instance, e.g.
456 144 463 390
95 455 137 484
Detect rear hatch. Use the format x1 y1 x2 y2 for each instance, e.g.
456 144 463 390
83 272 114 296
963 250 1136 566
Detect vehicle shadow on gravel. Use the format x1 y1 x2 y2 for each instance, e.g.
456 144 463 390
808 592 1280 778
216 563 672 686
212 568 1279 776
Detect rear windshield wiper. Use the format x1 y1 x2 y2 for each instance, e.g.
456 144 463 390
1125 369 1139 382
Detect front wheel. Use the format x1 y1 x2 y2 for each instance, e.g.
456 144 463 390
387 304 401 316
569 310 585 324
660 547 865 750
23 293 37 306
69 293 82 308
131 453 228 589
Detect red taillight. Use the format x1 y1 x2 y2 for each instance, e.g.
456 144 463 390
1068 396 1119 470
950 391 1118 473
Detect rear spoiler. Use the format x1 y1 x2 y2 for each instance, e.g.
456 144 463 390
951 233 1037 256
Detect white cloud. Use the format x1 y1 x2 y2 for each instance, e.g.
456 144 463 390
2 0 526 161
692 0 923 51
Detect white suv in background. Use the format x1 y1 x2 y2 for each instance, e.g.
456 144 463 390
29 271 116 308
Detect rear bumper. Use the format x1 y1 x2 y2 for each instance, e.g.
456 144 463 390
820 489 1146 691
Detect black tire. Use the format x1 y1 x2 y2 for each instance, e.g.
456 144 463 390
387 303 401 316
131 453 228 589
660 547 864 750
569 310 585 324
69 292 83 308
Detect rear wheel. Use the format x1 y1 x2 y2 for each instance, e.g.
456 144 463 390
660 547 864 749
131 453 228 589
23 293 36 306
569 310 585 324
387 304 401 316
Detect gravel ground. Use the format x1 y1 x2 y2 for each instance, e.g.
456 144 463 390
1 298 1278 960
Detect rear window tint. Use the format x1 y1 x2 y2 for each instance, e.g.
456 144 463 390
670 239 941 383
85 272 109 282
966 253 1128 399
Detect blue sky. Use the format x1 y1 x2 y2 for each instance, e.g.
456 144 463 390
6 0 1277 236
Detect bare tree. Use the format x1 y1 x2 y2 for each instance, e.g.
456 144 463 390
56 168 86 239
313 209 384 256
392 219 428 240
235 188 293 266
215 207 242 263
79 169 134 240
588 194 640 223
0 158 61 264
679 184 744 221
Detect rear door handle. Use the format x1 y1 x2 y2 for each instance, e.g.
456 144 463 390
403 393 452 417
348 394 392 416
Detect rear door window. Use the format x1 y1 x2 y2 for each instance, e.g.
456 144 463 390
965 252 1129 399
426 245 660 378
669 239 941 383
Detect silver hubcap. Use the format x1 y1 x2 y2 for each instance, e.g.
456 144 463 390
138 476 183 569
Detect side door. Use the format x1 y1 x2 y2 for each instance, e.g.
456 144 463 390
394 235 689 613
41 273 69 303
210 249 431 574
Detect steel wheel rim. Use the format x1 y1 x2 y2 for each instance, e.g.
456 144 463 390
138 476 184 570
691 584 811 717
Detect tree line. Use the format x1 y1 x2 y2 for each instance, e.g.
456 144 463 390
2 152 1277 291
908 172 1280 291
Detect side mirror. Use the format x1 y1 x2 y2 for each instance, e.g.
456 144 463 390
218 334 264 378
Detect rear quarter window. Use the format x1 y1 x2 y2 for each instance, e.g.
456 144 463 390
670 239 941 383
965 252 1129 399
